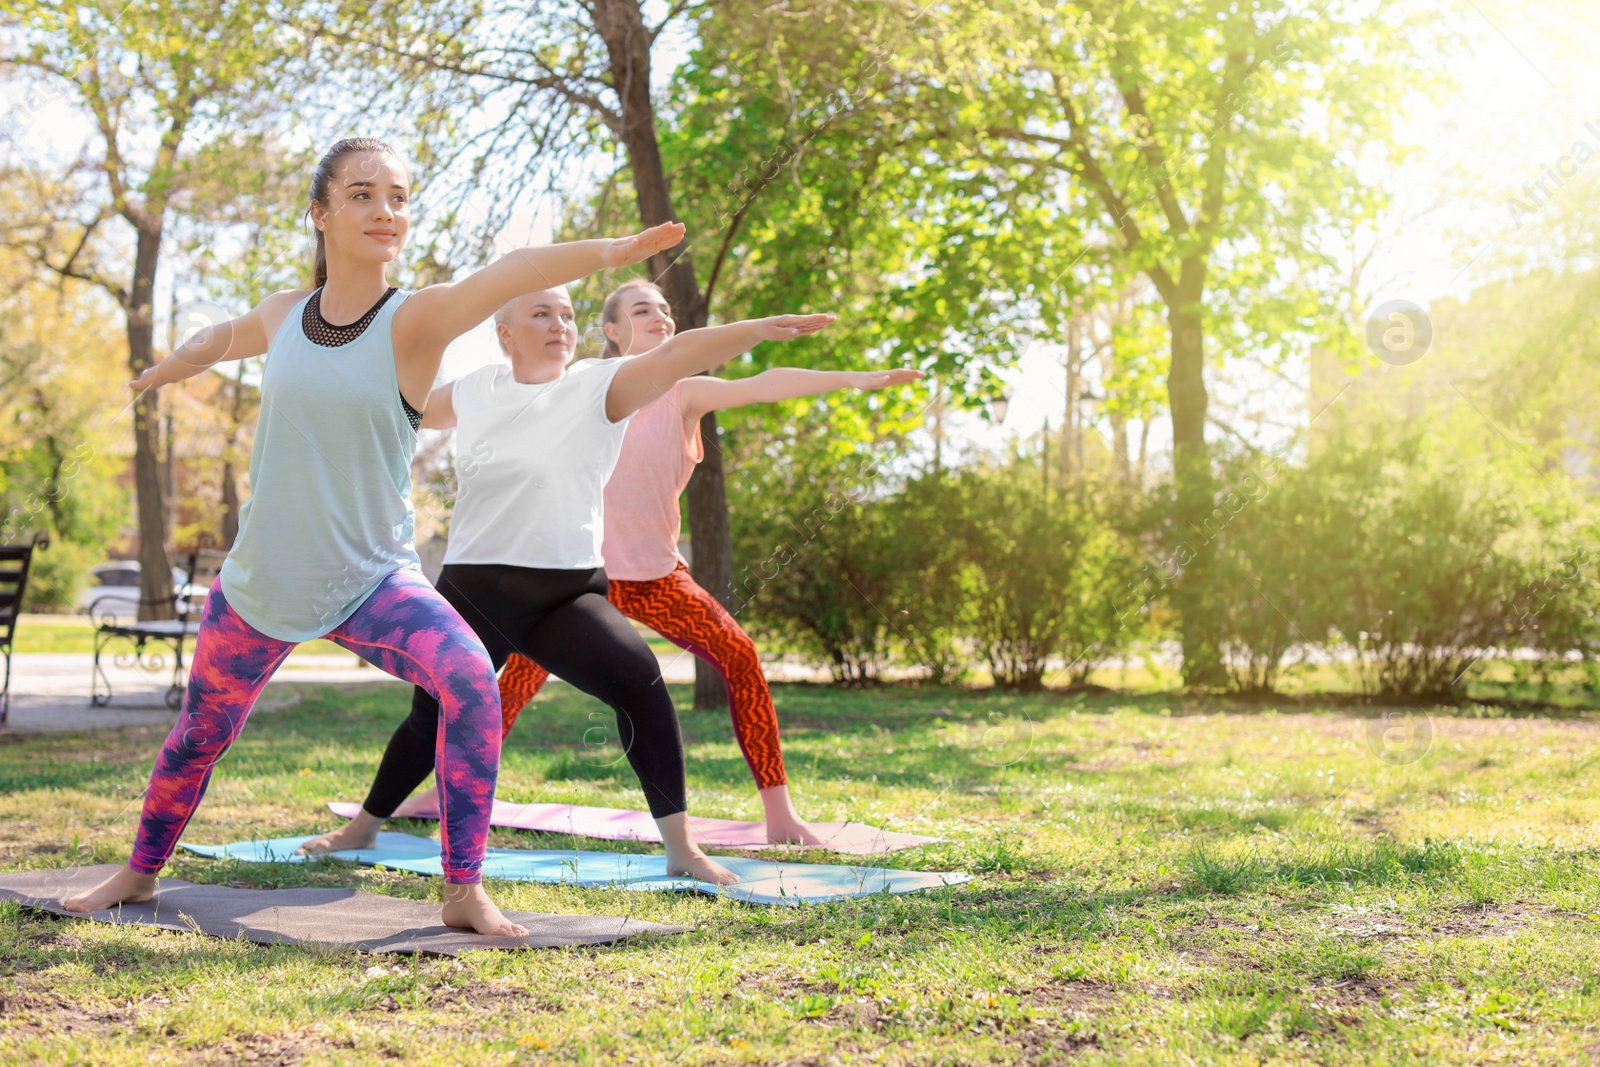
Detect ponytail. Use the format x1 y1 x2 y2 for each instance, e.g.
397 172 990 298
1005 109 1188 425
312 229 328 289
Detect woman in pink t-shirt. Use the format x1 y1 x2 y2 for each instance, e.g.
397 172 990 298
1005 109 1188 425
494 280 921 844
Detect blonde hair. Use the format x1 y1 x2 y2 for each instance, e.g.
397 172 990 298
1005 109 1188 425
600 280 669 358
492 298 519 354
492 288 570 355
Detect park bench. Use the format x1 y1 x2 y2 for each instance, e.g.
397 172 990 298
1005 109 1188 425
0 532 49 728
88 548 225 710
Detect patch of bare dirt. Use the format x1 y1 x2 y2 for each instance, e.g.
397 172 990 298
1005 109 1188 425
1323 907 1409 941
1308 977 1405 1009
187 1033 307 1066
1346 811 1390 837
1166 916 1290 970
1 927 114 975
375 979 562 1015
1429 901 1570 937
1011 1026 1101 1062
1321 899 1580 942
1009 982 1113 1061
1297 977 1419 1033
1024 978 1117 1014
0 980 388 1064
0 988 138 1040
17 928 87 952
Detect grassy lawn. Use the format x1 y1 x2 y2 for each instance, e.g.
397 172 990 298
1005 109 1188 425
3 682 1600 1064
11 614 682 659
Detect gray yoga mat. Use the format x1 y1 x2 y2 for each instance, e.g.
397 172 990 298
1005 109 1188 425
0 865 687 957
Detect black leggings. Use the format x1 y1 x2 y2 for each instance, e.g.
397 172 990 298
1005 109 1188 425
361 563 687 819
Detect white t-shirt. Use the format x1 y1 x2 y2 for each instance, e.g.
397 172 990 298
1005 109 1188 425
442 357 634 569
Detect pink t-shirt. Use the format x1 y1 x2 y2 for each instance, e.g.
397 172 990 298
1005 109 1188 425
600 380 703 581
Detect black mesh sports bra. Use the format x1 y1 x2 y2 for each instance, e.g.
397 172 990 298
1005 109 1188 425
303 287 422 430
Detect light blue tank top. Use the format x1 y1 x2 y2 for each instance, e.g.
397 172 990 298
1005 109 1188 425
220 290 420 641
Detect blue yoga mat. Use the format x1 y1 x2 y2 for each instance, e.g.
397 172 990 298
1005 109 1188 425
180 832 971 906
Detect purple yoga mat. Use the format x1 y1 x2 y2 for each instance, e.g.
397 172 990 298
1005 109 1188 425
327 800 940 855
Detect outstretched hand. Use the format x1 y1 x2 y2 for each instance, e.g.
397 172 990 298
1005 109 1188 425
128 367 162 393
848 368 926 391
601 222 687 269
754 313 838 341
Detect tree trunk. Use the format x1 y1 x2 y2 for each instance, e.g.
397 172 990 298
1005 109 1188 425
221 364 247 548
1063 321 1079 481
595 0 735 709
221 460 240 548
1165 285 1223 688
1110 410 1129 486
128 224 176 622
684 411 739 705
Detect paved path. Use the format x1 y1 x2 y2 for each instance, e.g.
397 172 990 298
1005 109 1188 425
2 647 825 734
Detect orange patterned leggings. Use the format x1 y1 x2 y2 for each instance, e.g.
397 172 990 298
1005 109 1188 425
498 563 787 789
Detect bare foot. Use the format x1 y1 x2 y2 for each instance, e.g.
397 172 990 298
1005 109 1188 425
666 849 740 886
759 784 827 845
391 789 440 819
765 817 827 846
655 810 740 885
297 810 384 855
60 866 157 913
441 883 528 937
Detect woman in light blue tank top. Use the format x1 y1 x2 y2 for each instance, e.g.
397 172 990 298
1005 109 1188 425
61 137 689 940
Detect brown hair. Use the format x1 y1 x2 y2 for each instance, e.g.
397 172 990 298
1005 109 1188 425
600 280 669 358
307 137 400 289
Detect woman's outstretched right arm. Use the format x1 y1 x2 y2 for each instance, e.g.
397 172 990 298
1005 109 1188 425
128 289 307 393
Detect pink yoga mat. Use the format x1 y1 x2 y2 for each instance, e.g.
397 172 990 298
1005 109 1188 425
326 800 939 855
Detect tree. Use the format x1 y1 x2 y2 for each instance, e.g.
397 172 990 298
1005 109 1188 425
312 0 750 705
171 141 312 547
0 186 130 608
4 0 303 617
322 0 985 705
970 0 1437 684
650 0 1097 651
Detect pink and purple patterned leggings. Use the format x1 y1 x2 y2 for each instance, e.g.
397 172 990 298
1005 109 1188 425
130 569 501 884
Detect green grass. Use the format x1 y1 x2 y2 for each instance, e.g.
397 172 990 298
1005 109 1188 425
5 683 1600 1064
11 613 681 658
9 613 107 653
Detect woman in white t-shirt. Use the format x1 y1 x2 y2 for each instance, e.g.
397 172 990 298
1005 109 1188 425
302 286 834 884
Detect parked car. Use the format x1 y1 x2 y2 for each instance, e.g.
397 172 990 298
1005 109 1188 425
78 561 199 621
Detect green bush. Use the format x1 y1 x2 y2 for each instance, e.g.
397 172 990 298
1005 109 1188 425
731 474 899 685
1200 426 1600 698
19 538 97 614
1322 433 1597 699
954 464 1137 691
1203 448 1329 693
729 419 1600 700
881 473 974 684
731 450 1140 689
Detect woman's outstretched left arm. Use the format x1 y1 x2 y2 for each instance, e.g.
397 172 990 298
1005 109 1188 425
675 367 925 423
604 314 838 422
392 222 686 399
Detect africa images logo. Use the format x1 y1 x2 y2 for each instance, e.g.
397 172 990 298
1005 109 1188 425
1505 118 1600 228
